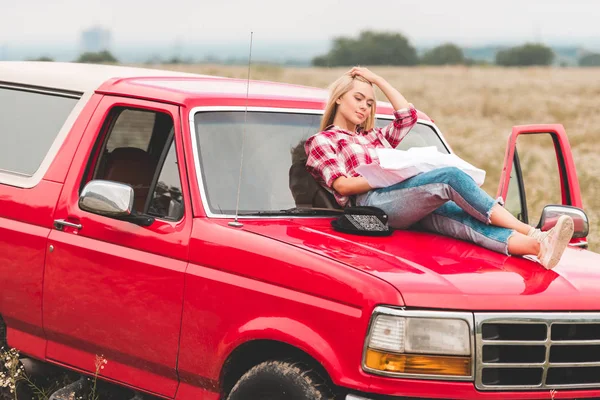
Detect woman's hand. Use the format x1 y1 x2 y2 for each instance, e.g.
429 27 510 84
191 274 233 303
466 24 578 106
350 66 410 111
349 67 381 85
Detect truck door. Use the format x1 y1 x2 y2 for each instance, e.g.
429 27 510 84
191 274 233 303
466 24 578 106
496 124 588 247
44 97 191 397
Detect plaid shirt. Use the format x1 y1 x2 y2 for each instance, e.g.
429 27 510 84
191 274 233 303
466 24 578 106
305 105 418 207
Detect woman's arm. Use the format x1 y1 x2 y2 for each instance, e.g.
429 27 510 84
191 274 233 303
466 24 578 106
350 67 410 110
351 67 418 148
332 176 372 196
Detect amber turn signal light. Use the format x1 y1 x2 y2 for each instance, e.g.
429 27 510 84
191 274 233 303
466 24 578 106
365 349 471 376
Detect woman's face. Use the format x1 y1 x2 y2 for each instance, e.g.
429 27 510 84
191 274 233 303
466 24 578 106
336 80 375 128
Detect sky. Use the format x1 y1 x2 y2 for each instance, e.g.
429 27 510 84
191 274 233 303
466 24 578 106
1 0 599 59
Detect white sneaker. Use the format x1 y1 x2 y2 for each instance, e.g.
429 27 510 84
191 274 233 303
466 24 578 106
528 227 551 242
538 215 574 270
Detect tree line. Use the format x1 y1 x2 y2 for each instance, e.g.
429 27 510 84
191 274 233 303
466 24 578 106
312 31 600 67
27 33 600 67
29 50 119 63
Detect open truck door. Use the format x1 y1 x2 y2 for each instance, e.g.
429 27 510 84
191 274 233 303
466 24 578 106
496 124 589 248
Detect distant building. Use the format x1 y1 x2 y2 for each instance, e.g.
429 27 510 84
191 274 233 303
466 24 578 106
81 27 112 53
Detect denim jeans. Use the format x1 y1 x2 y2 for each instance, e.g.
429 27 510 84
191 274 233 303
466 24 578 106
355 167 515 255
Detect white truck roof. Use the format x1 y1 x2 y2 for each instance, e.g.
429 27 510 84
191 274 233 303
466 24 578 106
0 61 203 93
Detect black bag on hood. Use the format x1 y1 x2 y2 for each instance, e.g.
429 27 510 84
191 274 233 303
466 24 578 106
331 206 392 236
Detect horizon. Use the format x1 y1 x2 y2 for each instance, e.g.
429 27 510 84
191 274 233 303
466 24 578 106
1 38 598 65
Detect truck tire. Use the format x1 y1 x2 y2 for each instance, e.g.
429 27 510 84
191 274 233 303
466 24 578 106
0 317 6 349
227 360 332 400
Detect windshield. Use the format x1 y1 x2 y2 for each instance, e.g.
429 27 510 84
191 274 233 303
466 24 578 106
193 110 449 215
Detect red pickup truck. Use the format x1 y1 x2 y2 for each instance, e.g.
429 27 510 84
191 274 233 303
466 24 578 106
0 61 598 400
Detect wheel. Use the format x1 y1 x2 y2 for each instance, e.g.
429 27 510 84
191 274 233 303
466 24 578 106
0 317 6 349
227 360 332 400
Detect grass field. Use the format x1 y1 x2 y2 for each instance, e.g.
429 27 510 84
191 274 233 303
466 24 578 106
154 64 600 250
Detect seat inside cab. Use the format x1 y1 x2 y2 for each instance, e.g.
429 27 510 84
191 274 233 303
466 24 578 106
288 140 340 210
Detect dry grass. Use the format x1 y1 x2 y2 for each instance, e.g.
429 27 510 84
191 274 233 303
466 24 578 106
152 64 600 250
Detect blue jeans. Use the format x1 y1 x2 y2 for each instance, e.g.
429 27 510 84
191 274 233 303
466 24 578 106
355 167 515 255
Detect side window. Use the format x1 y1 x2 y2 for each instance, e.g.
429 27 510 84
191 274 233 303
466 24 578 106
90 107 183 219
0 87 78 176
505 134 563 226
105 109 155 151
148 141 184 220
504 150 527 221
517 134 563 226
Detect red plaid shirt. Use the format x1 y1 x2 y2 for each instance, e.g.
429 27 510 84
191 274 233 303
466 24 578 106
305 105 418 207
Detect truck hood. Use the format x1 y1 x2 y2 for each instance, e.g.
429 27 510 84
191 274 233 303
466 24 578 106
243 219 600 311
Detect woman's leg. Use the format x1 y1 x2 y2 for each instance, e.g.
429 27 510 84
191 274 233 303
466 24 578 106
507 232 541 256
489 203 534 235
358 167 499 229
416 203 574 270
414 202 538 256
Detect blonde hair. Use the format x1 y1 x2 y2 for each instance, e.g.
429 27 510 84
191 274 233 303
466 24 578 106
320 73 376 132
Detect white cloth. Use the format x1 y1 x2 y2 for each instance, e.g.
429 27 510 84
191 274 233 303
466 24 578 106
355 147 486 188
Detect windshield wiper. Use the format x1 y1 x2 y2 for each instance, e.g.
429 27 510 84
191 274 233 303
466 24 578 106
239 207 343 217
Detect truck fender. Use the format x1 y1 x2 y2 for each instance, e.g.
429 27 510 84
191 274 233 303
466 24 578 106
221 316 342 376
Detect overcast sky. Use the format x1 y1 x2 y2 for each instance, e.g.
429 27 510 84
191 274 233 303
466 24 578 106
1 0 599 47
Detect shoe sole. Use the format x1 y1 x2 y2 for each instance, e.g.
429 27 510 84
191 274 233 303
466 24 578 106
544 216 575 269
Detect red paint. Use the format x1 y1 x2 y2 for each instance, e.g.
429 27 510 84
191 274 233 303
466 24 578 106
0 71 596 400
0 180 62 350
242 219 600 310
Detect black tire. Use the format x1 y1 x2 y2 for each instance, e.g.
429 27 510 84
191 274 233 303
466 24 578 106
0 317 6 349
227 360 332 400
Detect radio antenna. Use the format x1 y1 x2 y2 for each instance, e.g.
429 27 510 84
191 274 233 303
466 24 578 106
229 31 253 228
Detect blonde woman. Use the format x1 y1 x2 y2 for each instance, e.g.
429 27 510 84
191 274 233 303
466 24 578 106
305 67 573 269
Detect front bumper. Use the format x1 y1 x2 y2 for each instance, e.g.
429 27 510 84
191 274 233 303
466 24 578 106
345 380 600 399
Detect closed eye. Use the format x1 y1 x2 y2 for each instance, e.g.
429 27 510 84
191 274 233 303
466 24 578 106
356 91 374 105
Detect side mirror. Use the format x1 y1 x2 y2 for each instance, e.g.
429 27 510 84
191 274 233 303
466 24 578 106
80 180 134 217
539 205 589 239
79 180 154 226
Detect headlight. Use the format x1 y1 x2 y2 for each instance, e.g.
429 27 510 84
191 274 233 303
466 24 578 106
363 307 473 379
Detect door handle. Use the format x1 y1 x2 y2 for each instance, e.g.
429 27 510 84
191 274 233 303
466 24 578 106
53 219 83 231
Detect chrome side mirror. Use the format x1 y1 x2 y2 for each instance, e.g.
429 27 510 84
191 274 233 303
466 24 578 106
539 205 589 239
79 180 134 217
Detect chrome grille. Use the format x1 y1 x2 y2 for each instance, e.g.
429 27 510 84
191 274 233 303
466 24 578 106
475 313 600 390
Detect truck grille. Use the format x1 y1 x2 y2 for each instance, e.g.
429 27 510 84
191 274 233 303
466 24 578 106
475 313 600 390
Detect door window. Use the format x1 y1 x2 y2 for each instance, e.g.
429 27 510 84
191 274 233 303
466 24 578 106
505 133 564 226
87 107 184 219
504 150 527 222
105 109 155 152
147 141 184 220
